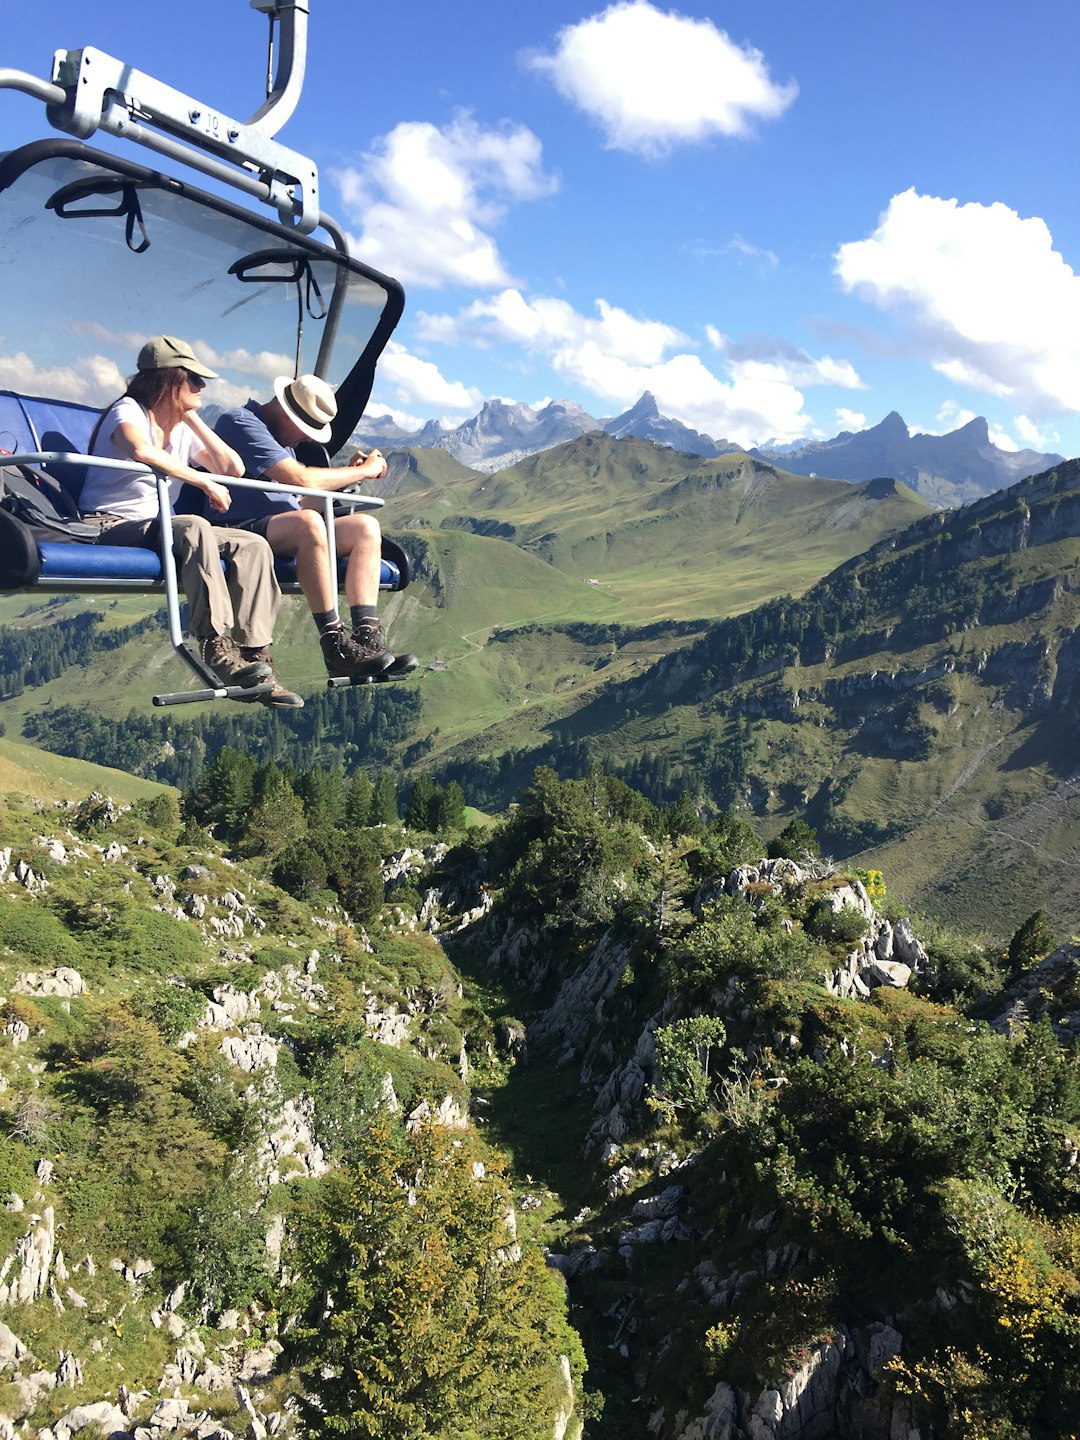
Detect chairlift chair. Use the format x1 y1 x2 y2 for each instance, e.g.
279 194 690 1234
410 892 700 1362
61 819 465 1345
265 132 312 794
0 0 410 705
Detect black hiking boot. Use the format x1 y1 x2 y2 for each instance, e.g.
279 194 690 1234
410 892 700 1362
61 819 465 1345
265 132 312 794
320 624 395 680
353 621 417 679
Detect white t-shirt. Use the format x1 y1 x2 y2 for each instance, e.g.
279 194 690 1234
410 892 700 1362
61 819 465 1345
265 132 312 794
81 396 200 520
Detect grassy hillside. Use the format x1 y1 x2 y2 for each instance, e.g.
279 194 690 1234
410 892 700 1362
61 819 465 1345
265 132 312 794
424 462 1080 938
376 435 930 622
0 734 170 802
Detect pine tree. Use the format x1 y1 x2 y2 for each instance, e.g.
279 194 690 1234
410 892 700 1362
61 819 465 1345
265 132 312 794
345 772 374 828
1008 909 1056 971
406 774 437 831
239 770 307 858
370 771 399 825
432 780 466 833
296 1112 578 1438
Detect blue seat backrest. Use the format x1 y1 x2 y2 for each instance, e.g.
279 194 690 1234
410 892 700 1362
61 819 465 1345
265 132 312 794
0 390 101 505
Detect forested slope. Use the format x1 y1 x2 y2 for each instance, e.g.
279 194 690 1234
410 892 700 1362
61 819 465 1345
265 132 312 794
0 750 1075 1438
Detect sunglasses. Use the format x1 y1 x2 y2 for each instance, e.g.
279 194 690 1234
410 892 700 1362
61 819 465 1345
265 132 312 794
183 370 207 391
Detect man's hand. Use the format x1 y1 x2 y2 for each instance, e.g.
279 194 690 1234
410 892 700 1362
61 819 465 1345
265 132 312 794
349 447 388 481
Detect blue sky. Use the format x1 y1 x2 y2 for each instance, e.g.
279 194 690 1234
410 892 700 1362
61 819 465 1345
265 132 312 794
4 0 1080 454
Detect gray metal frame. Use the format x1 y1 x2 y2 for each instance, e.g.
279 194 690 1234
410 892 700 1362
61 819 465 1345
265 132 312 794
0 1 324 233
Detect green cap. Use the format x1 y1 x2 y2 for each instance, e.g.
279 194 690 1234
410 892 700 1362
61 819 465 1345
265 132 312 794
136 335 218 378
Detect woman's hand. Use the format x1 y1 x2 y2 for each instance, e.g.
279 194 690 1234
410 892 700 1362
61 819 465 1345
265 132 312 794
199 479 232 513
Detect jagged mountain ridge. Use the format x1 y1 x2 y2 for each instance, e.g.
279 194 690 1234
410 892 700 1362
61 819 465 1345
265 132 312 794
354 393 1064 501
753 410 1063 507
355 390 734 471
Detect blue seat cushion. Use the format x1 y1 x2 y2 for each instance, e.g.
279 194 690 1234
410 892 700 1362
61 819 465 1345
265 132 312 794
37 541 400 590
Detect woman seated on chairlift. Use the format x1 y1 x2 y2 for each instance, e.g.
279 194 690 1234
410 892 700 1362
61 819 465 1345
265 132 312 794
80 335 301 707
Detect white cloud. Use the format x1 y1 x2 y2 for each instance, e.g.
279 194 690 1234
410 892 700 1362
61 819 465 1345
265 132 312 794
0 349 123 408
835 408 866 432
333 114 557 290
193 344 294 383
525 1 796 157
66 324 291 388
935 400 978 431
725 234 780 270
932 358 1014 397
708 333 865 390
1014 414 1060 449
687 235 779 269
376 341 484 417
836 190 1080 415
358 404 425 434
415 290 859 444
71 321 148 354
988 425 1018 452
419 291 686 366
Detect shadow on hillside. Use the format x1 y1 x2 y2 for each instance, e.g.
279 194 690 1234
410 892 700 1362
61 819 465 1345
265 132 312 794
1000 711 1078 777
472 1043 601 1214
448 926 603 1211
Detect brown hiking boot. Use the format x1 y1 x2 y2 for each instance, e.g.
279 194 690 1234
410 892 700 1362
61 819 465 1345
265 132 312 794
238 647 304 709
320 624 395 680
200 634 270 689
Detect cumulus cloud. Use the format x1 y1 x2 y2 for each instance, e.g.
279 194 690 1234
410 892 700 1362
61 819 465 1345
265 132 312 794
988 425 1018 452
0 349 123 409
67 325 291 389
374 341 484 419
333 114 557 290
836 189 1080 415
419 291 686 366
708 332 865 389
1015 414 1060 449
356 404 425 435
71 322 147 354
416 290 861 444
836 408 866 432
525 1 796 157
932 358 1013 398
192 344 294 382
935 400 977 430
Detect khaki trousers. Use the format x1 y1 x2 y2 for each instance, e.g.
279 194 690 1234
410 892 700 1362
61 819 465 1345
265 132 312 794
92 513 281 646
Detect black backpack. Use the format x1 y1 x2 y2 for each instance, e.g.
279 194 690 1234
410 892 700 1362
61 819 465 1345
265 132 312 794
0 462 98 588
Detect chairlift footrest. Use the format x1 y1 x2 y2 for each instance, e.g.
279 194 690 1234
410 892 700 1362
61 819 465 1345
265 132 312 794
326 668 412 688
153 680 276 707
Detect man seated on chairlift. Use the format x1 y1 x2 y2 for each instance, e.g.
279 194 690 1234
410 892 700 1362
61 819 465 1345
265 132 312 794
211 375 416 682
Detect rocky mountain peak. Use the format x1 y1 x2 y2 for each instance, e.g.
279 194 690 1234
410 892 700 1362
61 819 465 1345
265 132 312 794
874 411 909 438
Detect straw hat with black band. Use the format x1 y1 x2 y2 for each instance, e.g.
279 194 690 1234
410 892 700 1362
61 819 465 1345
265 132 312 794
273 374 337 443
